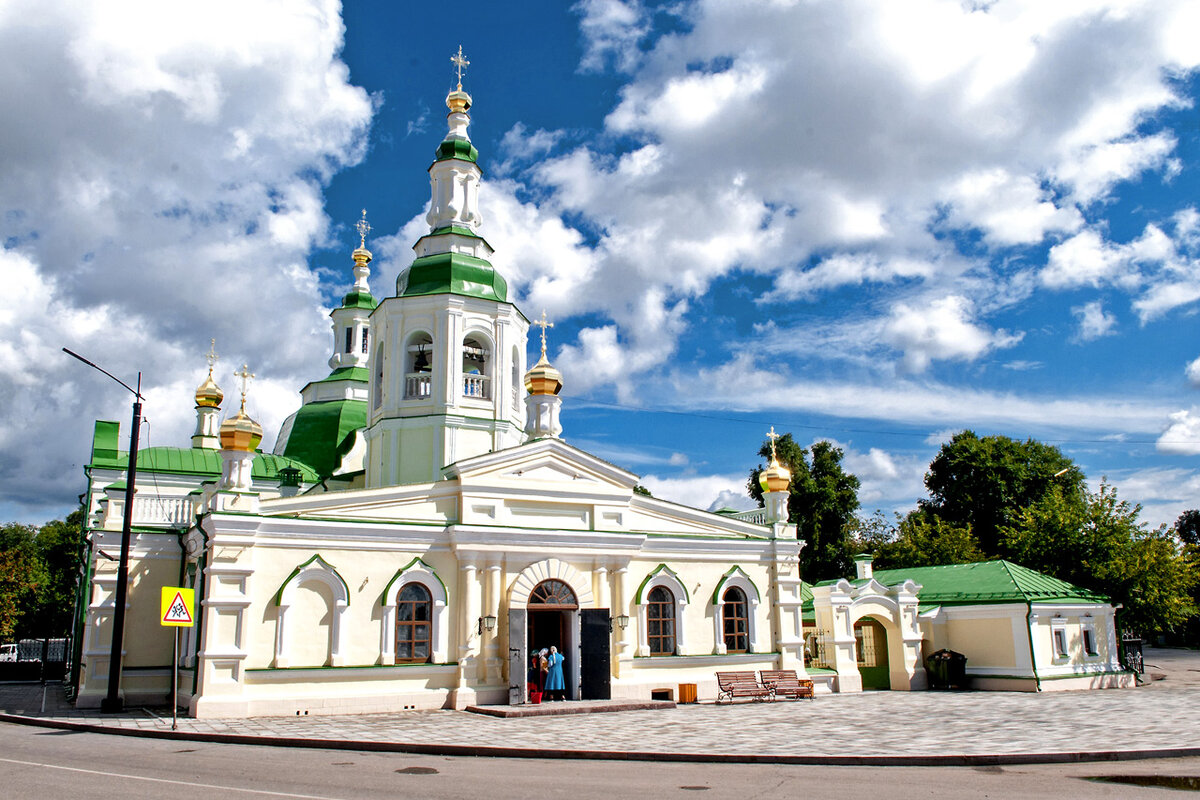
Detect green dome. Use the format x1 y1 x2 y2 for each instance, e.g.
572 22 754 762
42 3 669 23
435 138 478 163
395 252 508 302
277 398 367 479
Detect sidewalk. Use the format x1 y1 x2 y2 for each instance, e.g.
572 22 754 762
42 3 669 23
2 648 1198 765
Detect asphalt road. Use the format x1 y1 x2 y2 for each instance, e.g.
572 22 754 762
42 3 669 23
2 721 1199 799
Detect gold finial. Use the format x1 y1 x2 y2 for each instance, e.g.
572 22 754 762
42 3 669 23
451 45 469 91
355 209 371 249
533 310 554 359
234 363 255 411
767 426 781 460
205 339 219 374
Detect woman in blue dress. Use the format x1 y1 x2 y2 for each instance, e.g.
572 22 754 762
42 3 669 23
544 645 565 701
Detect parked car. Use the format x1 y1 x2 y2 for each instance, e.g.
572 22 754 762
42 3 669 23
0 644 17 662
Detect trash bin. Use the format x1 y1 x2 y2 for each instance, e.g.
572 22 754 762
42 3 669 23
925 649 968 689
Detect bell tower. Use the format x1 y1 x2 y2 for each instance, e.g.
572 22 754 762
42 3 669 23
364 48 529 487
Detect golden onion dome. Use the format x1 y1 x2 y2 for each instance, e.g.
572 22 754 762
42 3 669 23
219 408 263 453
759 455 791 493
524 353 563 396
446 88 472 113
194 368 223 408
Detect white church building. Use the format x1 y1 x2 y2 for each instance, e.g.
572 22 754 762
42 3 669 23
72 64 1130 718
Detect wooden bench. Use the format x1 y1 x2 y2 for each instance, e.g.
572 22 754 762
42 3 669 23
759 670 815 701
716 671 773 703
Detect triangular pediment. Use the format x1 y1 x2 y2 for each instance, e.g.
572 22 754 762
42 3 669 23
445 438 640 491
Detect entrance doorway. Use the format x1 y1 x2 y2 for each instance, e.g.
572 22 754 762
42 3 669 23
855 617 891 690
527 580 578 701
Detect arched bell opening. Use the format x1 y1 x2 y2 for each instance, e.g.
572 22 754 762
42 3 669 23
461 334 491 399
405 332 434 399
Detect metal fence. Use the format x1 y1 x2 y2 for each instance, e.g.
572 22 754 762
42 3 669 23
1120 631 1144 675
0 638 68 682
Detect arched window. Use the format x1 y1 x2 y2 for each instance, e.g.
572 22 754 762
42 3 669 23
373 347 384 409
462 334 490 399
647 586 676 656
722 587 749 654
405 332 434 399
395 583 433 663
529 579 578 608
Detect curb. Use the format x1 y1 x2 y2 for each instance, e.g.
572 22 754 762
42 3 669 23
4 712 1200 766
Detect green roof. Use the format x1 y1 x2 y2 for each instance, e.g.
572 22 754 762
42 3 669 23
395 251 508 302
89 438 319 483
340 290 377 310
279 398 367 479
871 560 1108 605
435 137 478 163
316 366 369 384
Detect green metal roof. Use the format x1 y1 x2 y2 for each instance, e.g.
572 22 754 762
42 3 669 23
315 367 370 384
278 398 367 479
871 560 1108 605
435 137 478 163
395 251 508 302
340 289 377 310
89 437 319 483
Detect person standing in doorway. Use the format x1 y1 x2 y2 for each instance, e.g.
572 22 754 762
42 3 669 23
544 645 565 701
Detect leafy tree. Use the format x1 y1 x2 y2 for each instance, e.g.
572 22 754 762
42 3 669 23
632 484 653 497
749 434 861 582
921 430 1084 558
1003 481 1199 634
0 524 49 641
1176 509 1200 546
873 511 987 570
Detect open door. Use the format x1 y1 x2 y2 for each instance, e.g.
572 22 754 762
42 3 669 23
580 608 611 700
508 608 527 704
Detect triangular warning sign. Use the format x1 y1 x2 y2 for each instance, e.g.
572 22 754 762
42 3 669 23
163 592 192 624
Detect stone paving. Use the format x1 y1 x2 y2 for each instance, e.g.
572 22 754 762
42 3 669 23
2 649 1199 760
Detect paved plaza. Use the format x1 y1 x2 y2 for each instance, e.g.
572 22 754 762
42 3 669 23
2 648 1198 763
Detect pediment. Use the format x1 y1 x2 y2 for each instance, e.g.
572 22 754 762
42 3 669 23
446 438 640 491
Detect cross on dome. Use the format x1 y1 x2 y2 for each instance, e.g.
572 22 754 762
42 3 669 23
767 426 781 460
533 310 554 358
356 209 371 249
451 45 469 91
234 364 255 410
205 338 219 373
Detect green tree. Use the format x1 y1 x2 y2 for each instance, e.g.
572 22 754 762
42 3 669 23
921 430 1084 557
1176 509 1200 546
872 511 987 570
748 434 861 582
0 523 49 641
1003 481 1199 634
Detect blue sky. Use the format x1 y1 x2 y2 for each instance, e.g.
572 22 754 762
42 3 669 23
3 0 1200 528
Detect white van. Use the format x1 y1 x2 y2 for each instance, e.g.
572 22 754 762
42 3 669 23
0 644 17 662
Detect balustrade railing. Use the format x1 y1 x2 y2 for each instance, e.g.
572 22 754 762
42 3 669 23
463 373 490 399
131 495 194 526
405 372 432 399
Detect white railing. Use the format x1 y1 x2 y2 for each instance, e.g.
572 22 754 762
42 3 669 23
729 508 768 525
405 372 432 399
131 495 194 526
463 374 490 399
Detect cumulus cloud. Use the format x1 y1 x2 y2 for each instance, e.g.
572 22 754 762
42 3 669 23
1187 356 1200 388
1071 300 1117 342
0 0 371 517
639 472 751 512
883 295 1022 373
574 0 652 74
1157 409 1200 456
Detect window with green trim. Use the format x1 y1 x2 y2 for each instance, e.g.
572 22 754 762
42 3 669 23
396 583 432 663
722 587 749 654
647 586 676 656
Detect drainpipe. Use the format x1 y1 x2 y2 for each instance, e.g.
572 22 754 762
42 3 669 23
1025 602 1041 692
191 514 213 698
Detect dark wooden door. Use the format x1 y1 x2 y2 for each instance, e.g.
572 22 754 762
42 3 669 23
580 608 611 700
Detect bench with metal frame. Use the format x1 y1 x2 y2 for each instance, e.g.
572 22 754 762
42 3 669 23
715 670 773 703
759 669 815 700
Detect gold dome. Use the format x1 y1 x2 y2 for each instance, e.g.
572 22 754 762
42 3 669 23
446 89 472 113
524 353 563 396
195 368 223 408
219 408 263 453
759 456 791 493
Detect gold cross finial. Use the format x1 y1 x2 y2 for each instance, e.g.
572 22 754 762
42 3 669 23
234 363 255 411
355 208 371 249
451 45 469 91
767 426 781 460
533 310 554 359
205 339 219 374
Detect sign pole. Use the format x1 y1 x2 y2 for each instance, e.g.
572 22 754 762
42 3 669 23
172 628 179 731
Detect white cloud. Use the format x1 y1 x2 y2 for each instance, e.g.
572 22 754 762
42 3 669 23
883 295 1022 373
0 0 371 516
574 0 650 74
1071 300 1117 342
1157 409 1200 456
639 472 751 513
1101 467 1200 530
1187 356 1200 388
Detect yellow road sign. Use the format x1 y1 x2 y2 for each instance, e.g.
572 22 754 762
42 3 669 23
160 586 195 627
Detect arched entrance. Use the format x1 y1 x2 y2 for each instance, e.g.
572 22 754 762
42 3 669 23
854 617 891 690
528 579 577 662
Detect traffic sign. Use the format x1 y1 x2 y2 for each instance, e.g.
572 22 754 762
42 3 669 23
160 586 195 627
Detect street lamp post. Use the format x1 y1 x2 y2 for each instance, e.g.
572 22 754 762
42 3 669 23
63 348 143 713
